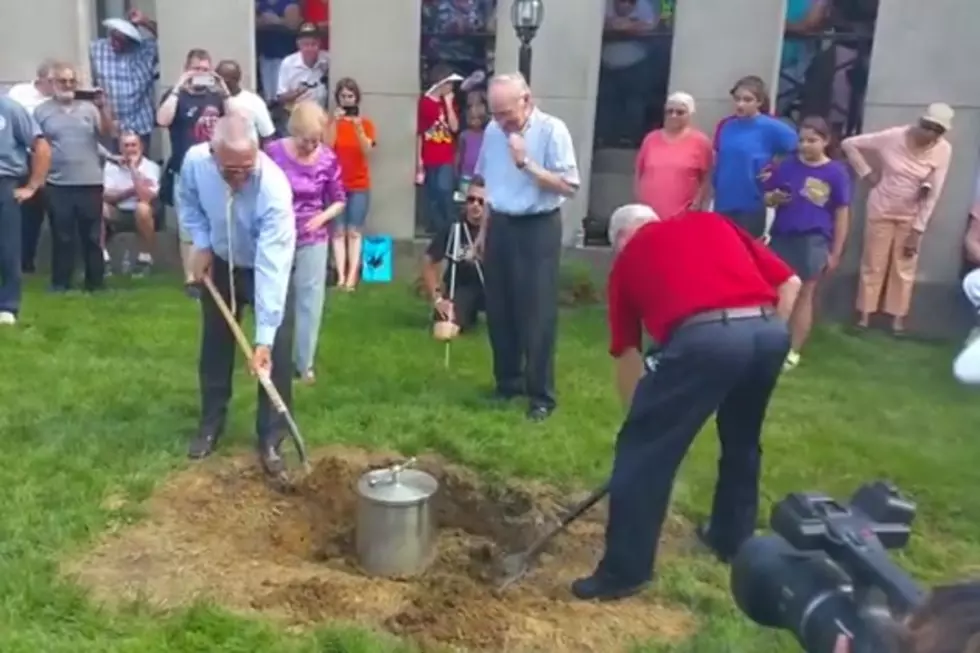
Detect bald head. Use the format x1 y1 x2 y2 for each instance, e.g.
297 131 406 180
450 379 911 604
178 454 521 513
211 114 259 189
608 204 659 251
215 59 241 94
487 73 532 132
211 113 257 152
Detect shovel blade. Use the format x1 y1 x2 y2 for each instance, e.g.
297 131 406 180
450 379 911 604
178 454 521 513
496 553 531 591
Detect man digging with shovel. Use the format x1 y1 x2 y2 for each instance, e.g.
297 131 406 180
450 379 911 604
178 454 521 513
178 113 303 479
563 205 800 601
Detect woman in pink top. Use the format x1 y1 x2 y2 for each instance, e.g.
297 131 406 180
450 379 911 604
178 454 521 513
634 92 713 219
842 102 954 335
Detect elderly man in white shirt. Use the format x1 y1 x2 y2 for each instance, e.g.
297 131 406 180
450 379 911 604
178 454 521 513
8 60 56 116
102 131 161 275
276 22 330 112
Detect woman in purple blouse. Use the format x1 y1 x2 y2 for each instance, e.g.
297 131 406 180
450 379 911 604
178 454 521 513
265 101 346 384
765 116 851 370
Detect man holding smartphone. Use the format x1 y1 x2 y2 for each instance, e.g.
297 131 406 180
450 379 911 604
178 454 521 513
276 22 329 112
157 48 230 295
34 62 114 292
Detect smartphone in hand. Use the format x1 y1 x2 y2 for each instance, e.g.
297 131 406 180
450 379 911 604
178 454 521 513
73 89 100 101
190 74 216 89
343 105 360 117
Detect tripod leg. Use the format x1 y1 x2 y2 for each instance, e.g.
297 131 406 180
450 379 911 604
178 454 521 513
462 222 486 287
444 223 460 369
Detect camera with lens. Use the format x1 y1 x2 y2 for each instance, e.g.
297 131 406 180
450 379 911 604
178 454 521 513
730 481 925 653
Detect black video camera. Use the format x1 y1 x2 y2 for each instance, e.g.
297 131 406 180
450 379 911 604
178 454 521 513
730 482 925 653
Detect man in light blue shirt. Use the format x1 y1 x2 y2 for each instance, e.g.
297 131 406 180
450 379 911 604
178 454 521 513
474 73 579 422
178 113 297 475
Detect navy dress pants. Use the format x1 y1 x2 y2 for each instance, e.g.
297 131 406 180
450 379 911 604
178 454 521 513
597 313 790 587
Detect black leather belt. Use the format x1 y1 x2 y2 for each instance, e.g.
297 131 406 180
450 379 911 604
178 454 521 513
678 306 774 330
491 208 560 219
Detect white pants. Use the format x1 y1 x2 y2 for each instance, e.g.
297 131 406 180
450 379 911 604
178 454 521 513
952 269 980 383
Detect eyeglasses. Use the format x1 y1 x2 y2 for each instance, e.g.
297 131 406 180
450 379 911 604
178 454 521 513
465 196 485 206
665 108 688 116
54 77 77 87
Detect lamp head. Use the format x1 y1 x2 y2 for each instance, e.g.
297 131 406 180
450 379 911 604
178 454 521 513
510 0 544 44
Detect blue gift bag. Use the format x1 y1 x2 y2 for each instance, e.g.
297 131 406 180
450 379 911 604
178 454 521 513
361 235 394 283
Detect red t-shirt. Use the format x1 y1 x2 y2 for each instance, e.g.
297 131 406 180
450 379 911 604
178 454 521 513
302 0 330 48
607 211 793 355
417 95 456 168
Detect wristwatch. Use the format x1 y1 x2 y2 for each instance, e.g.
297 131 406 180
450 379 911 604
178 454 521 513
516 156 529 170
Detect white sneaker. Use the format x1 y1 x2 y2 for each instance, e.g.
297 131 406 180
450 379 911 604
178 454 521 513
0 311 16 325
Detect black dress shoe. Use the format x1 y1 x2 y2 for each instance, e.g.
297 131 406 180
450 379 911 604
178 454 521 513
570 572 648 602
526 405 553 422
695 522 734 564
188 430 220 459
258 443 286 477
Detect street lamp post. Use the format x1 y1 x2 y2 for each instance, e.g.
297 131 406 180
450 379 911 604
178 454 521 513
510 0 544 83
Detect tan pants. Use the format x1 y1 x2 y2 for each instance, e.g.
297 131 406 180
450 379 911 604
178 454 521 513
856 216 919 317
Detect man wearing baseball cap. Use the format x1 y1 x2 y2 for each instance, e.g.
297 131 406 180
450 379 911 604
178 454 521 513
570 204 800 601
276 22 330 113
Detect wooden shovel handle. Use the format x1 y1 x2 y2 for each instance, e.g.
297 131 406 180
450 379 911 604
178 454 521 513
200 276 288 414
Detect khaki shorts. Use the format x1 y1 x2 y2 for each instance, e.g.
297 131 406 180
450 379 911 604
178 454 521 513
107 206 142 232
106 201 161 233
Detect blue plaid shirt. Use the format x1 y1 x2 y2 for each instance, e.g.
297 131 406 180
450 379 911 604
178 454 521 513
89 37 159 136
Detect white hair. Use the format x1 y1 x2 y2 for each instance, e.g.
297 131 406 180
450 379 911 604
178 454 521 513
608 204 658 247
210 113 258 151
488 72 530 94
666 91 696 114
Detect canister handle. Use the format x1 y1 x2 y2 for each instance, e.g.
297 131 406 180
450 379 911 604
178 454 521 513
367 457 418 487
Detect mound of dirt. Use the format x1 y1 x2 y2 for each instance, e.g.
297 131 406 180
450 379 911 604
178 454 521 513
64 446 695 652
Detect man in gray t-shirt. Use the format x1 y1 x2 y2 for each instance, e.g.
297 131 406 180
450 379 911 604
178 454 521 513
33 62 112 292
0 96 50 324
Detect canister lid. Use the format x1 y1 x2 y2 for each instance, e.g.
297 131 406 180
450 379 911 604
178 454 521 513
357 467 440 506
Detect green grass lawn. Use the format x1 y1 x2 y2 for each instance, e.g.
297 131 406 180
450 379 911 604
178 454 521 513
0 276 978 653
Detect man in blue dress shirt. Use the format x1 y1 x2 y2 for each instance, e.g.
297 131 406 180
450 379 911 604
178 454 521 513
474 73 580 421
178 113 297 475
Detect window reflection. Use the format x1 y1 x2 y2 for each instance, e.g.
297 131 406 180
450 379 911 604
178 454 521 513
416 0 497 236
96 0 133 36
594 0 674 149
776 0 878 137
420 0 497 85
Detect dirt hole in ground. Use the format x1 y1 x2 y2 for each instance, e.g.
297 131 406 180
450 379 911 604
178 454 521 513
64 446 695 652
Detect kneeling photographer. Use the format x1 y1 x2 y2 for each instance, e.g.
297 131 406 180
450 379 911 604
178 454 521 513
731 481 980 653
420 176 486 341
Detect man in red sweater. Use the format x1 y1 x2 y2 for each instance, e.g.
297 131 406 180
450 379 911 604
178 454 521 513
571 204 801 602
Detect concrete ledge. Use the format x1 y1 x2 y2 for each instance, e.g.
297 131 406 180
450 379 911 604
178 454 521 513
33 228 973 341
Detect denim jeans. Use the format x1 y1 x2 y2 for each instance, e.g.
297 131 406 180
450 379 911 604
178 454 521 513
340 190 371 230
292 241 330 374
0 178 23 314
423 163 456 233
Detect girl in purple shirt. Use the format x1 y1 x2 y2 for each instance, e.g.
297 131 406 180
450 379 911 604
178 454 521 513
765 116 851 370
265 101 346 384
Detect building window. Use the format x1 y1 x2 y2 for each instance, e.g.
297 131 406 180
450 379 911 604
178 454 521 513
416 0 497 236
592 0 675 150
95 0 133 36
776 0 878 137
